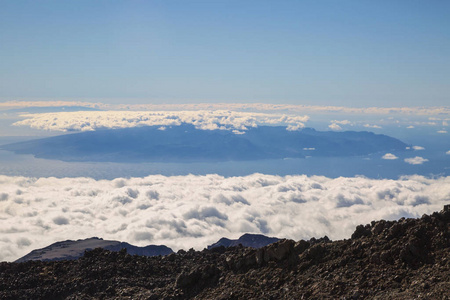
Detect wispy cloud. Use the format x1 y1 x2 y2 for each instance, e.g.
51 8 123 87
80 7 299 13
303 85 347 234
364 124 382 129
404 157 429 165
328 123 342 131
330 120 352 125
412 146 425 150
382 153 398 160
0 174 447 262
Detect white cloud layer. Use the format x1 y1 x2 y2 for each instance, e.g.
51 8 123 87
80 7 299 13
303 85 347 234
412 146 425 150
382 153 398 160
404 156 429 165
0 174 448 262
13 111 309 132
2 101 449 116
0 101 103 110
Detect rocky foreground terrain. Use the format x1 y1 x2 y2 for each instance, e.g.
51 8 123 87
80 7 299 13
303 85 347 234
1 207 449 299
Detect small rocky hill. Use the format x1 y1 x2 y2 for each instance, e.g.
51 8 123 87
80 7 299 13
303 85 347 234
1 206 449 299
207 233 280 250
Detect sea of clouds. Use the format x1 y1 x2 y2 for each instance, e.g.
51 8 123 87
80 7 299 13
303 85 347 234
1 174 448 262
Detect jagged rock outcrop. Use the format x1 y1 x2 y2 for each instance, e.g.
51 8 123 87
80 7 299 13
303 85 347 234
1 207 449 299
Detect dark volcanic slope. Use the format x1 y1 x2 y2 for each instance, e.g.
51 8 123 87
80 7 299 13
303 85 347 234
1 124 408 162
1 207 449 299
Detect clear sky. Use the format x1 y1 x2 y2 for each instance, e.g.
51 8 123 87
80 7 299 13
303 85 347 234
1 0 449 107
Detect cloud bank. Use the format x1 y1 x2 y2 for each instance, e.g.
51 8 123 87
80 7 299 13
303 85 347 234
0 174 448 262
2 101 449 116
13 111 309 132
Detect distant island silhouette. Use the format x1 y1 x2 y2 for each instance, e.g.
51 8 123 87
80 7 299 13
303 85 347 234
2 124 409 163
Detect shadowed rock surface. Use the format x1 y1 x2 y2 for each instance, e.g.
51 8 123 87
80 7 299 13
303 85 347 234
1 207 449 299
15 237 174 262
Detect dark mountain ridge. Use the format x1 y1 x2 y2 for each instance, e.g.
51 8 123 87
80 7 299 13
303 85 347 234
15 237 174 263
16 234 279 263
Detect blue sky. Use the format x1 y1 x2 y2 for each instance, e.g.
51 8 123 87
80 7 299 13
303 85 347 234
1 0 449 106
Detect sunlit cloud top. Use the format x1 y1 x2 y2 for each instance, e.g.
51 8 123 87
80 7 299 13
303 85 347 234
13 110 309 133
